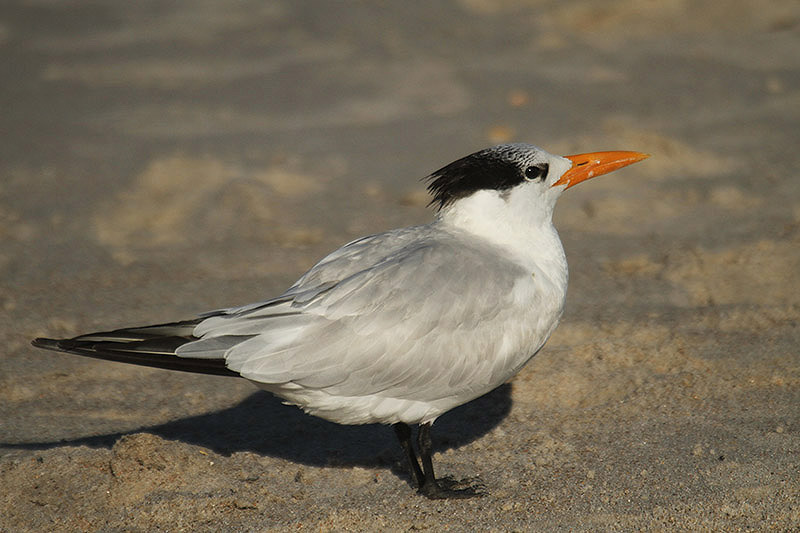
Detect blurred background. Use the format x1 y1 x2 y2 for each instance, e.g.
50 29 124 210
1 1 798 530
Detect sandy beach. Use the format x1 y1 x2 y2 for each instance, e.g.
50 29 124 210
1 1 798 531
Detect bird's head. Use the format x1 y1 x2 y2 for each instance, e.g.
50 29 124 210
425 143 649 223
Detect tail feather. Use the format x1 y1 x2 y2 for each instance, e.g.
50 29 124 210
32 319 240 377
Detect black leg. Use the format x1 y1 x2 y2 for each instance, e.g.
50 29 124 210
393 422 424 488
395 422 485 499
416 422 439 493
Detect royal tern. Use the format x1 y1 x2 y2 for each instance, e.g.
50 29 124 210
33 143 648 498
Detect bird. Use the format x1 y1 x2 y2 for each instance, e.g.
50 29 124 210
32 143 648 499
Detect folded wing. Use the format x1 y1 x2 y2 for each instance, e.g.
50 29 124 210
179 226 542 403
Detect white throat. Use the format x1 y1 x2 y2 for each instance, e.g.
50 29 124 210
436 186 568 284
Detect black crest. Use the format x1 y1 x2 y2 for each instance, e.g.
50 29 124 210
424 144 538 210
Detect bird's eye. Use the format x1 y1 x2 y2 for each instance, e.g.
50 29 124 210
524 164 549 182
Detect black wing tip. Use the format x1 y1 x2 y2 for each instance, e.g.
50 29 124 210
31 337 62 350
30 333 240 378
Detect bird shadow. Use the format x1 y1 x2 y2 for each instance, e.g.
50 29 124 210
3 384 512 472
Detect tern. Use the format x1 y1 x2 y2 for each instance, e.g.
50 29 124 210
32 144 648 499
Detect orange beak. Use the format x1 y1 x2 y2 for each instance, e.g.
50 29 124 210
553 151 649 189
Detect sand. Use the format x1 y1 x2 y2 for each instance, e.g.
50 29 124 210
1 1 798 531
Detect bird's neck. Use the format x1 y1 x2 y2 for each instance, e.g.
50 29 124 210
436 190 567 281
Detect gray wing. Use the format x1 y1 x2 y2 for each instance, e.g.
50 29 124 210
178 225 543 402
